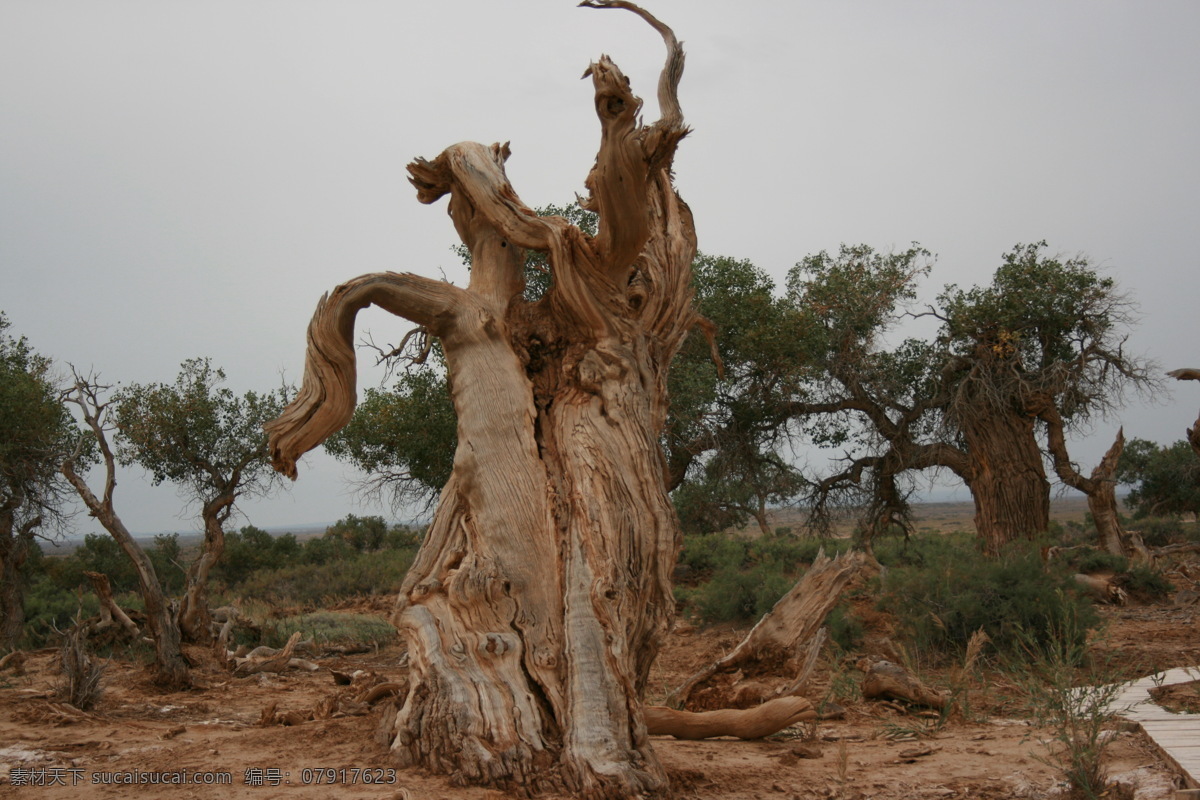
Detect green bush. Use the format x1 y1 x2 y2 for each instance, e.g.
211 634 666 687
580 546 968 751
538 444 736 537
234 547 416 606
879 537 1099 658
261 611 395 649
677 533 749 578
679 558 794 624
1071 550 1128 575
1123 565 1174 600
825 602 865 651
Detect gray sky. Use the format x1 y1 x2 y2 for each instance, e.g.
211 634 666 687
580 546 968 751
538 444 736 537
2 1 1197 536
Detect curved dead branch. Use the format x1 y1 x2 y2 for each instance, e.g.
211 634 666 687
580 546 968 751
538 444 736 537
265 273 466 478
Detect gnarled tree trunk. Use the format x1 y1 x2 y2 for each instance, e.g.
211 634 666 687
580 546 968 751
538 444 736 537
1033 396 1145 559
177 492 233 642
958 405 1050 557
267 5 695 797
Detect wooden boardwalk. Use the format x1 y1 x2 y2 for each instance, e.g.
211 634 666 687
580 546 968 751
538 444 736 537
1108 667 1200 790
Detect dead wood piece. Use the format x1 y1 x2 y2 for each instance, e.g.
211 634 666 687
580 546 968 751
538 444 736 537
1073 573 1128 605
288 658 321 672
859 658 947 710
235 631 302 676
322 643 371 656
671 550 869 708
361 681 405 705
0 650 27 673
644 696 816 740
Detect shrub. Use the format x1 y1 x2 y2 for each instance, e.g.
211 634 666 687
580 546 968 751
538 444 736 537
1122 565 1173 600
261 611 395 649
825 602 865 652
235 547 416 606
879 537 1099 658
1071 550 1127 575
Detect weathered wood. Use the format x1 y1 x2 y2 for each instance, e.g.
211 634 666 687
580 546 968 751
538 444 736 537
234 631 302 676
1073 572 1128 605
644 696 816 740
265 4 698 796
671 550 869 710
859 658 947 710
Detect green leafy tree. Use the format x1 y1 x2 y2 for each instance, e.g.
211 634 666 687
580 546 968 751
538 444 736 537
939 243 1156 554
783 244 939 547
0 313 77 651
112 358 289 641
1118 438 1200 518
792 243 1155 556
665 254 810 535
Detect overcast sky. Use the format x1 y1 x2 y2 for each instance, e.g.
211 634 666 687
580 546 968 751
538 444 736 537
2 1 1197 536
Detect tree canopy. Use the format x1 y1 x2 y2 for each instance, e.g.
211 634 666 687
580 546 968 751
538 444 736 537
1118 438 1200 518
111 357 290 641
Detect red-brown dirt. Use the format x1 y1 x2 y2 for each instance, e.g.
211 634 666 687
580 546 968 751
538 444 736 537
1 599 1193 800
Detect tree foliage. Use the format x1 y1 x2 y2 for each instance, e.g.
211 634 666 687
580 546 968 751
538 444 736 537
111 357 290 641
1118 438 1200 518
113 358 288 504
0 312 78 649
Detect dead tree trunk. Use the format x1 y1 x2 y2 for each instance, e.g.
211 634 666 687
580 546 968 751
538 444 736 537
1035 398 1140 558
267 4 695 796
1189 411 1200 461
62 376 190 689
669 550 868 711
83 571 141 639
1167 370 1200 459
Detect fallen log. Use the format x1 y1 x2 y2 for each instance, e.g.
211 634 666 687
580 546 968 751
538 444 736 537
0 650 27 674
1073 573 1128 605
235 632 302 676
644 696 817 740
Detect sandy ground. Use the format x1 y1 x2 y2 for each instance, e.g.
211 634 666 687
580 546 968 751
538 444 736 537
3 545 1198 800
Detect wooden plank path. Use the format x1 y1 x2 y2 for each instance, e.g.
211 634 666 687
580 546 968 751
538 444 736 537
1108 667 1200 789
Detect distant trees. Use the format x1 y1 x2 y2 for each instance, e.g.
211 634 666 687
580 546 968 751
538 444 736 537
0 313 77 653
323 241 1156 558
793 243 1156 556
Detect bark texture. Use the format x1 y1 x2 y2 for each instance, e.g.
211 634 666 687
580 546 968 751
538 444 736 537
266 5 695 797
958 406 1050 557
